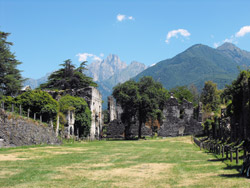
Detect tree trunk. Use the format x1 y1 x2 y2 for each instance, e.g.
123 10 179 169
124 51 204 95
56 114 59 137
138 118 142 139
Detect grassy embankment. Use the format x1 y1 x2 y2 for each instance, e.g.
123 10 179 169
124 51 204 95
0 136 249 188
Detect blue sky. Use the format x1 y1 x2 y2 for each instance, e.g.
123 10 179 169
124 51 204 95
1 0 250 79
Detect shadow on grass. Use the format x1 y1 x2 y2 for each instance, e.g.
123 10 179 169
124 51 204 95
205 150 244 178
208 158 227 162
219 173 243 178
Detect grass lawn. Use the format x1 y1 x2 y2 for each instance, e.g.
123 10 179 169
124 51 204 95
0 136 249 188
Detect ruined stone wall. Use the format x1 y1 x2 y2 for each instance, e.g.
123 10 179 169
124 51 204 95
108 96 117 121
46 87 103 139
106 95 203 139
88 87 102 139
0 109 61 148
158 97 203 137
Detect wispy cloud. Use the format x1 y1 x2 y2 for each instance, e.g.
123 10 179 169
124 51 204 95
117 14 134 22
76 53 102 62
165 29 191 43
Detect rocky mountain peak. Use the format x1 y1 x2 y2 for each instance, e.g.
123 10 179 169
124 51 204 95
217 42 238 51
217 42 250 65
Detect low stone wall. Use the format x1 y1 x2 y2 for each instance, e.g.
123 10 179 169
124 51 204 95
0 109 61 148
106 119 153 139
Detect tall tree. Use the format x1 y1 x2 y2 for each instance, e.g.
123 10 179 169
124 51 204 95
137 76 169 138
201 81 220 112
40 60 97 90
0 31 23 96
113 80 140 139
113 76 169 139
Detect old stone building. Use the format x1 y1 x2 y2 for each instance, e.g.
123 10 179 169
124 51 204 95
47 86 103 139
107 94 203 138
158 95 203 137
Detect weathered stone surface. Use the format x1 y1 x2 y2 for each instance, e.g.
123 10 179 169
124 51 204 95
0 109 61 148
108 96 117 121
158 97 203 137
106 95 203 139
106 120 125 138
46 86 102 139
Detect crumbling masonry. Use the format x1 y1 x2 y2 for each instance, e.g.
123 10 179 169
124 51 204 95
107 94 203 138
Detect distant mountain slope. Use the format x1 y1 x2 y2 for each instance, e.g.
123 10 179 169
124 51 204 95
217 42 250 66
134 44 239 90
23 73 51 89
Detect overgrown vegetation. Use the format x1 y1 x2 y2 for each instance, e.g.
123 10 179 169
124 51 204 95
113 76 169 139
59 95 91 137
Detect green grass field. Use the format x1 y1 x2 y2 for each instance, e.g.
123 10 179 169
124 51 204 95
0 136 249 188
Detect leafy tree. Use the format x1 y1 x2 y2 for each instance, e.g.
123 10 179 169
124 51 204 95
113 76 169 139
221 70 250 140
0 31 23 96
40 59 97 90
170 86 194 104
16 90 59 122
113 80 140 139
137 76 169 138
59 95 91 137
188 84 200 106
200 81 220 112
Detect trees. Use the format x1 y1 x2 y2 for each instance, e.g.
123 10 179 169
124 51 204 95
0 31 23 96
112 76 169 139
170 86 194 104
113 80 140 138
16 90 59 122
59 95 91 137
221 70 250 140
201 81 220 112
40 59 97 90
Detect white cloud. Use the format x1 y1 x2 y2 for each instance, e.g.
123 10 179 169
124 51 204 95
76 53 102 62
213 42 220 48
93 56 102 62
213 26 250 48
235 25 250 37
223 37 234 43
100 53 104 57
117 14 134 22
165 29 191 43
117 14 126 22
128 16 134 20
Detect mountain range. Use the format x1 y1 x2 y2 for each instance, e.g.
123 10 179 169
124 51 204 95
85 54 147 109
23 54 147 109
23 42 250 109
135 42 250 90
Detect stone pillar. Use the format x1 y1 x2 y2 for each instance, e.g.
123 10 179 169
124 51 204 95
182 99 193 121
67 110 75 138
108 96 117 122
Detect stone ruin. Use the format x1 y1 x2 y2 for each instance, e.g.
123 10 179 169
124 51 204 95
46 86 103 139
158 94 203 137
65 110 75 139
106 94 203 138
